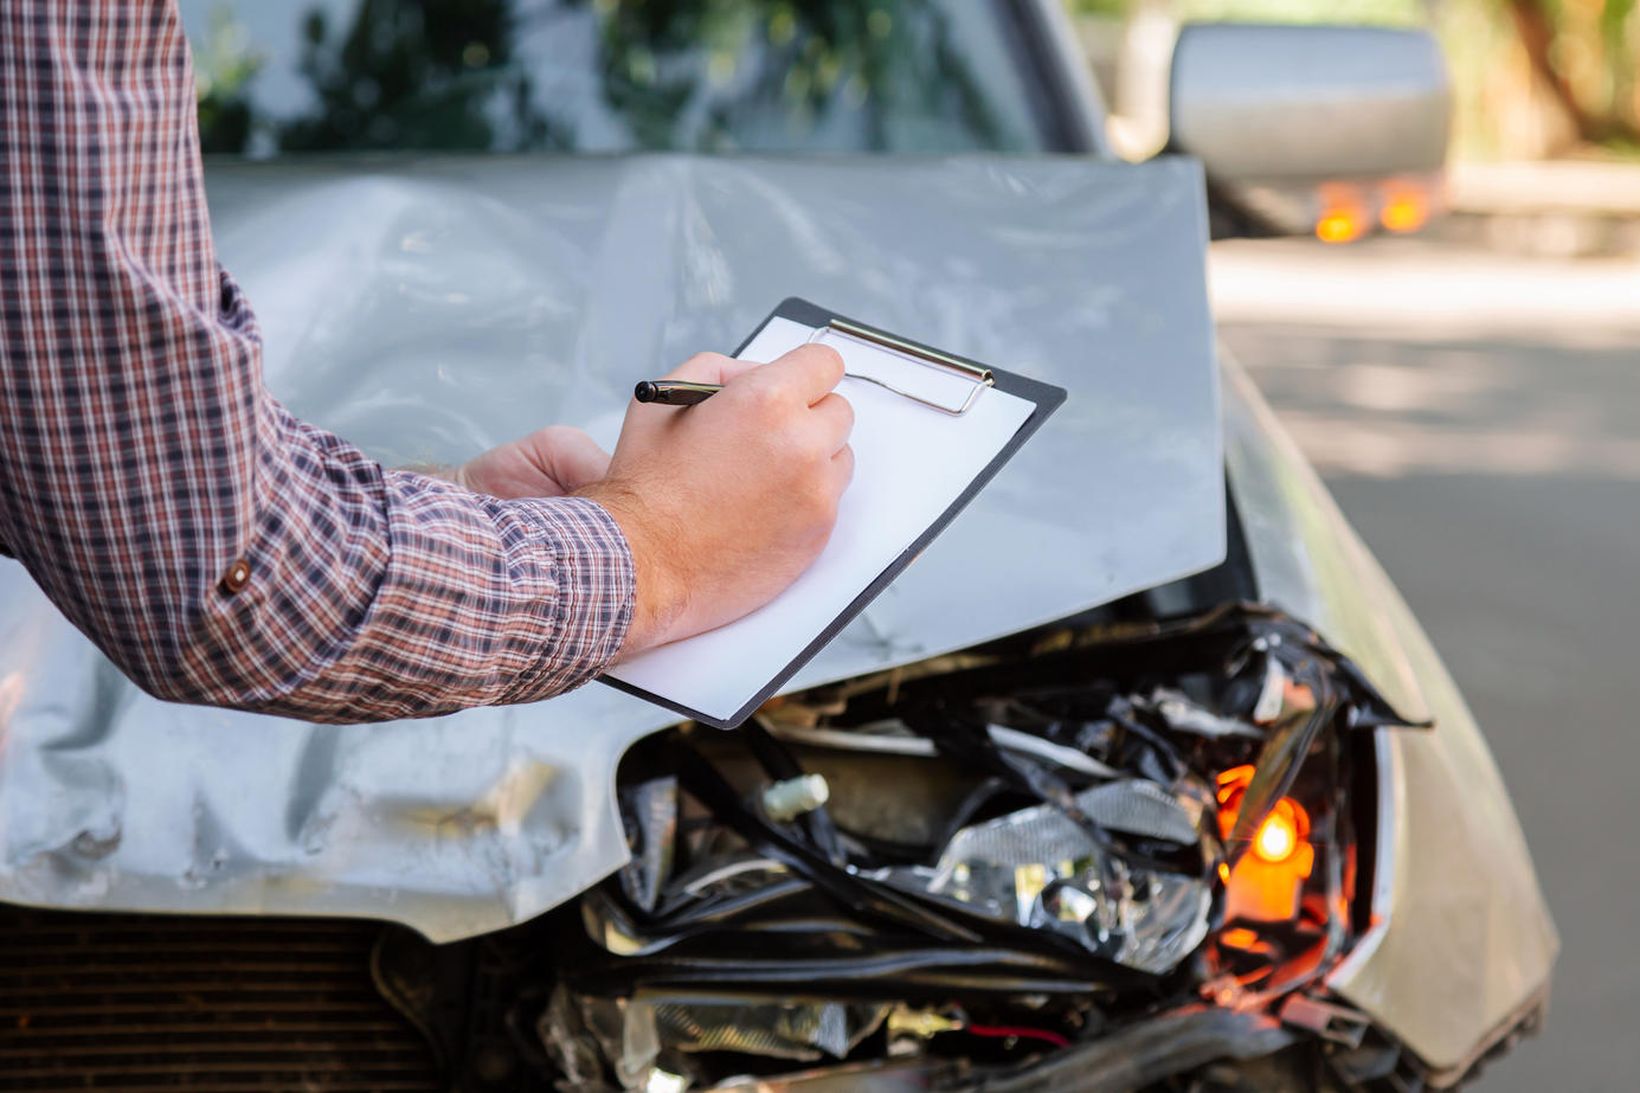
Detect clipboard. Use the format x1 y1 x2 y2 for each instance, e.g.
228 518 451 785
602 297 1067 729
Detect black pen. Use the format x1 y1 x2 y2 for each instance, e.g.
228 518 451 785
634 379 721 406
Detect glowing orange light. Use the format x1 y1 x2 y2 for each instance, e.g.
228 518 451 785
1252 800 1301 863
1379 186 1429 234
1216 765 1255 805
1214 765 1315 920
1214 765 1256 839
1315 208 1364 244
1314 184 1367 245
1220 927 1261 950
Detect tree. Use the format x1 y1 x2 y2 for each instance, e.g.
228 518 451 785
1506 0 1640 148
280 0 562 152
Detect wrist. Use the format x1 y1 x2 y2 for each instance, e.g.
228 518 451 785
579 483 686 656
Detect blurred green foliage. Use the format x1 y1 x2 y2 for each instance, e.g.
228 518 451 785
586 0 1010 151
278 0 561 152
193 0 1639 158
191 0 1028 156
1068 0 1640 154
1500 0 1640 149
194 7 264 153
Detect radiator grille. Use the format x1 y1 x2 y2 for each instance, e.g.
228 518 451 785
0 904 441 1092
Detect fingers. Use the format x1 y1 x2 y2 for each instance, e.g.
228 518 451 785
665 351 762 387
536 426 612 492
655 345 842 404
809 391 854 455
831 443 855 492
758 343 846 406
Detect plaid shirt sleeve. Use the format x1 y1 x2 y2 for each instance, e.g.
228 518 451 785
0 2 634 723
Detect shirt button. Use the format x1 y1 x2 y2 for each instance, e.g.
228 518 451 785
218 558 252 595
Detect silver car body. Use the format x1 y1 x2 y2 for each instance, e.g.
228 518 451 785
0 155 1221 938
0 16 1555 1080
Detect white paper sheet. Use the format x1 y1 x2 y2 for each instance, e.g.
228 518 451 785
605 315 1037 723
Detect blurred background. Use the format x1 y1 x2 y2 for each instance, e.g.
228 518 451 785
180 1 1639 1086
1087 6 1640 1090
1082 5 1638 1092
1087 3 1640 1089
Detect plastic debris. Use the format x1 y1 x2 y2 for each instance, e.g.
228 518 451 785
1151 688 1264 739
538 986 659 1091
653 1000 889 1062
617 777 678 914
763 774 831 823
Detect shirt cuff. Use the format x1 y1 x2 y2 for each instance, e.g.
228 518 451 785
500 495 634 700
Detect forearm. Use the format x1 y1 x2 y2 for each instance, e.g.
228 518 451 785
0 0 633 721
177 410 633 721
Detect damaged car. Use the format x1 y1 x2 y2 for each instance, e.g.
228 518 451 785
532 605 1425 1090
0 2 1554 1091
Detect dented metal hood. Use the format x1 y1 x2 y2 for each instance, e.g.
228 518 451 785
0 156 1222 939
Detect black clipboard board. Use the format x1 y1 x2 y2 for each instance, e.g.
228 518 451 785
602 297 1067 729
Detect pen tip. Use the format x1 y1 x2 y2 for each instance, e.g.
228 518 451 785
634 381 656 402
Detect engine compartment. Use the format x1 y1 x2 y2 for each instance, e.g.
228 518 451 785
519 605 1426 1091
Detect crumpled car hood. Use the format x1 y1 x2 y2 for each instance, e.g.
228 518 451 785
0 156 1221 941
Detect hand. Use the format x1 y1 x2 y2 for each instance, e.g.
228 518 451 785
453 426 611 499
581 345 854 656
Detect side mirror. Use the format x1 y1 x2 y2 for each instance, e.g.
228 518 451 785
1168 23 1451 238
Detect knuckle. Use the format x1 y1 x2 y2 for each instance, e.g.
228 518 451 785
804 344 845 380
830 393 855 431
675 351 727 379
739 380 787 417
801 424 835 461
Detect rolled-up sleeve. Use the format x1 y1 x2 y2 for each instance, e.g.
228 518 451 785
0 1 633 722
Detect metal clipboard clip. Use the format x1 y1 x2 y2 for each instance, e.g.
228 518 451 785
806 318 995 416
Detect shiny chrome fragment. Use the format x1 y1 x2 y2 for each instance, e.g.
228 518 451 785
618 777 679 914
869 780 1211 975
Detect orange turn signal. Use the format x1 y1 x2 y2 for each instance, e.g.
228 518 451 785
1215 765 1315 921
1314 184 1368 245
1251 798 1304 864
1315 209 1364 244
1215 766 1312 859
1379 182 1431 234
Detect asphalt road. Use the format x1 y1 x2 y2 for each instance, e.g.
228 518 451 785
1212 236 1640 1091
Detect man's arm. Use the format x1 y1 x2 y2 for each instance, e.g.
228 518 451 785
0 2 632 721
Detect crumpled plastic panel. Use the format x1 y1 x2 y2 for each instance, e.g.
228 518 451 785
0 156 1220 940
